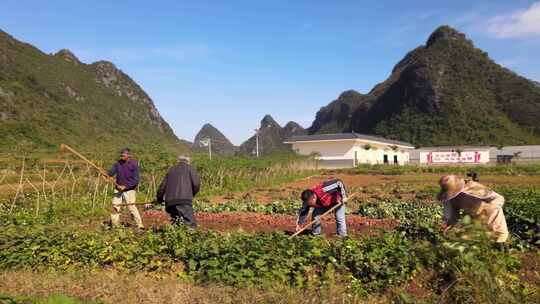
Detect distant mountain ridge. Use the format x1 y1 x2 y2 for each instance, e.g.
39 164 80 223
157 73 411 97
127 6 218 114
239 115 306 155
192 123 237 156
0 29 187 152
309 26 540 146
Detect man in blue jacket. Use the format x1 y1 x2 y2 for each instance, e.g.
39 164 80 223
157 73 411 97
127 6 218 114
108 148 144 229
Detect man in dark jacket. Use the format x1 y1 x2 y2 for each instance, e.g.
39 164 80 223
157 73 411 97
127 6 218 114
146 155 200 228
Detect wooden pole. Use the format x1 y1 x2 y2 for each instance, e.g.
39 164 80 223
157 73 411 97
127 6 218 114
288 203 343 239
59 144 118 187
9 158 25 214
120 202 151 206
26 178 41 217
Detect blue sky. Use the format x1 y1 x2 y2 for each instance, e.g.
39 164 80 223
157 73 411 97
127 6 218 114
1 1 540 144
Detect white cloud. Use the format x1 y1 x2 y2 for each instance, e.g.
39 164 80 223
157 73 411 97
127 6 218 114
485 1 540 38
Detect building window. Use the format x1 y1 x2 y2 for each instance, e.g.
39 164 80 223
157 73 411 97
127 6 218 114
394 155 398 164
384 154 389 164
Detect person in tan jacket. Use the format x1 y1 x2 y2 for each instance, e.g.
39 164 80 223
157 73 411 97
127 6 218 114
438 174 509 243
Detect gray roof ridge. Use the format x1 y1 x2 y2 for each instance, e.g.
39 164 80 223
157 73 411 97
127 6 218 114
286 132 414 147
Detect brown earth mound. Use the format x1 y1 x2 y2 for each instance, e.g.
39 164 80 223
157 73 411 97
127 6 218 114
140 210 396 236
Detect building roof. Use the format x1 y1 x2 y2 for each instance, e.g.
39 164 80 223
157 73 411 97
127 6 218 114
284 133 415 148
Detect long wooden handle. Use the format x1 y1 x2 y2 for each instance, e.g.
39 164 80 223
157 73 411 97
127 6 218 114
118 202 150 206
289 203 343 239
60 144 119 187
288 192 358 240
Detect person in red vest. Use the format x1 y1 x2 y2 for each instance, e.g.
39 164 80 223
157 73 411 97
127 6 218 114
295 179 348 236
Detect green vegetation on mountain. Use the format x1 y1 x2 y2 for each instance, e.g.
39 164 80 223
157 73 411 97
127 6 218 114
192 123 237 156
0 30 187 153
239 115 306 155
310 26 540 147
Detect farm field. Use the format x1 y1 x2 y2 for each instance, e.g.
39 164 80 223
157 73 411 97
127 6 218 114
0 156 539 303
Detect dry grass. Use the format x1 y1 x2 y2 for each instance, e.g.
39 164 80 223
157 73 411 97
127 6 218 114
0 270 390 304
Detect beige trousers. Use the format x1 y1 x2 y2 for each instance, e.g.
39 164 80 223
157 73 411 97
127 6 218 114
483 195 509 243
111 190 144 228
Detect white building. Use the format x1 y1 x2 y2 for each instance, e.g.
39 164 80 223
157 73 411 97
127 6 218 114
284 133 415 168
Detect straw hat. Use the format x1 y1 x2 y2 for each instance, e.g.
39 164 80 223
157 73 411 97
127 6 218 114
177 155 191 163
460 181 495 201
437 175 465 202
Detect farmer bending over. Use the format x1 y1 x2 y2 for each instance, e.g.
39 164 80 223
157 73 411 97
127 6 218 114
438 174 509 243
296 179 348 236
146 155 200 228
108 148 144 229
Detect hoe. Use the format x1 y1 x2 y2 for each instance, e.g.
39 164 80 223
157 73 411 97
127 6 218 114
59 144 146 206
60 144 359 233
289 192 358 239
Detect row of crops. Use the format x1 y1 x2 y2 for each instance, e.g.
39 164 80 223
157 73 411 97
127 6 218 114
1 186 539 303
0 216 532 301
1 154 539 303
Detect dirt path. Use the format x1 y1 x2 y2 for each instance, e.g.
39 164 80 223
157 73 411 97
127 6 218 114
140 210 396 236
220 172 540 204
207 174 404 204
283 172 540 189
284 173 401 189
208 173 434 204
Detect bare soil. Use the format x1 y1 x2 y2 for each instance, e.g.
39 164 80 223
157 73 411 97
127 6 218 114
519 253 540 286
140 210 396 236
284 173 540 189
208 172 540 204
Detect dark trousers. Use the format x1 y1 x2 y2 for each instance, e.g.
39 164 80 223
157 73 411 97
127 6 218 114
165 204 197 228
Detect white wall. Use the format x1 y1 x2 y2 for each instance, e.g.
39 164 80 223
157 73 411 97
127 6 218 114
290 140 411 166
351 145 409 165
292 141 355 160
418 150 490 164
499 146 540 159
